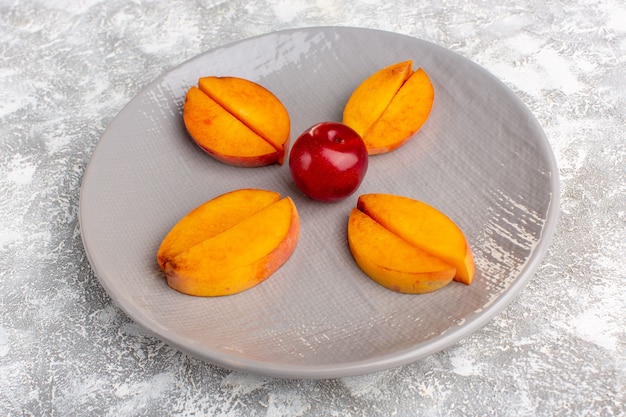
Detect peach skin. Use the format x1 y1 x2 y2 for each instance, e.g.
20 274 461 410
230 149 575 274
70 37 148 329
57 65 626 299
157 189 300 296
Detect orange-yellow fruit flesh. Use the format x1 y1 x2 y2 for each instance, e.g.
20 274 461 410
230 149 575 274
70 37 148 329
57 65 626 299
162 196 300 297
363 68 435 155
348 208 455 294
342 60 413 138
157 189 281 271
198 76 290 164
357 194 475 285
183 86 278 167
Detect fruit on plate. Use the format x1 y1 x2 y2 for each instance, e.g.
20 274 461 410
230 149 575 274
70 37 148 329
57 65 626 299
342 60 434 155
183 76 290 167
348 208 456 294
289 121 369 202
157 189 300 296
348 193 475 294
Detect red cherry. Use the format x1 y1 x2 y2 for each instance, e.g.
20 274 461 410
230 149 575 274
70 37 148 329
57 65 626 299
289 122 369 202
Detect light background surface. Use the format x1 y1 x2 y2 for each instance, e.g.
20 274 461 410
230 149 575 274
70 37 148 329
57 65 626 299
1 1 624 416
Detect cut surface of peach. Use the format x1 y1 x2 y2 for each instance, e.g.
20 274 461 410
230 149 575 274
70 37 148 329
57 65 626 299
356 193 475 285
348 208 456 294
342 60 434 155
183 77 290 166
342 61 413 139
157 189 299 296
157 189 281 270
198 76 290 163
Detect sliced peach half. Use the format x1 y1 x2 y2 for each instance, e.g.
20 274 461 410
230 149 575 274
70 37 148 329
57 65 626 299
183 77 290 166
342 60 434 155
348 194 475 294
348 208 456 294
157 189 300 296
355 193 475 286
342 61 413 139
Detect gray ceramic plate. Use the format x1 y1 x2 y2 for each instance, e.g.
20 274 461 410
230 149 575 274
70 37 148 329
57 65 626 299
79 27 559 379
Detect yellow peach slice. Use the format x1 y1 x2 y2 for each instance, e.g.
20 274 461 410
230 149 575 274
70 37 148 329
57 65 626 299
157 189 300 296
342 61 413 139
342 61 434 155
356 194 475 285
363 69 434 154
348 208 456 294
198 76 290 164
183 86 279 167
157 189 281 271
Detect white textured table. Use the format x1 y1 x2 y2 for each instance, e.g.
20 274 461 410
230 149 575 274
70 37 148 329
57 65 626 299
1 1 624 416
